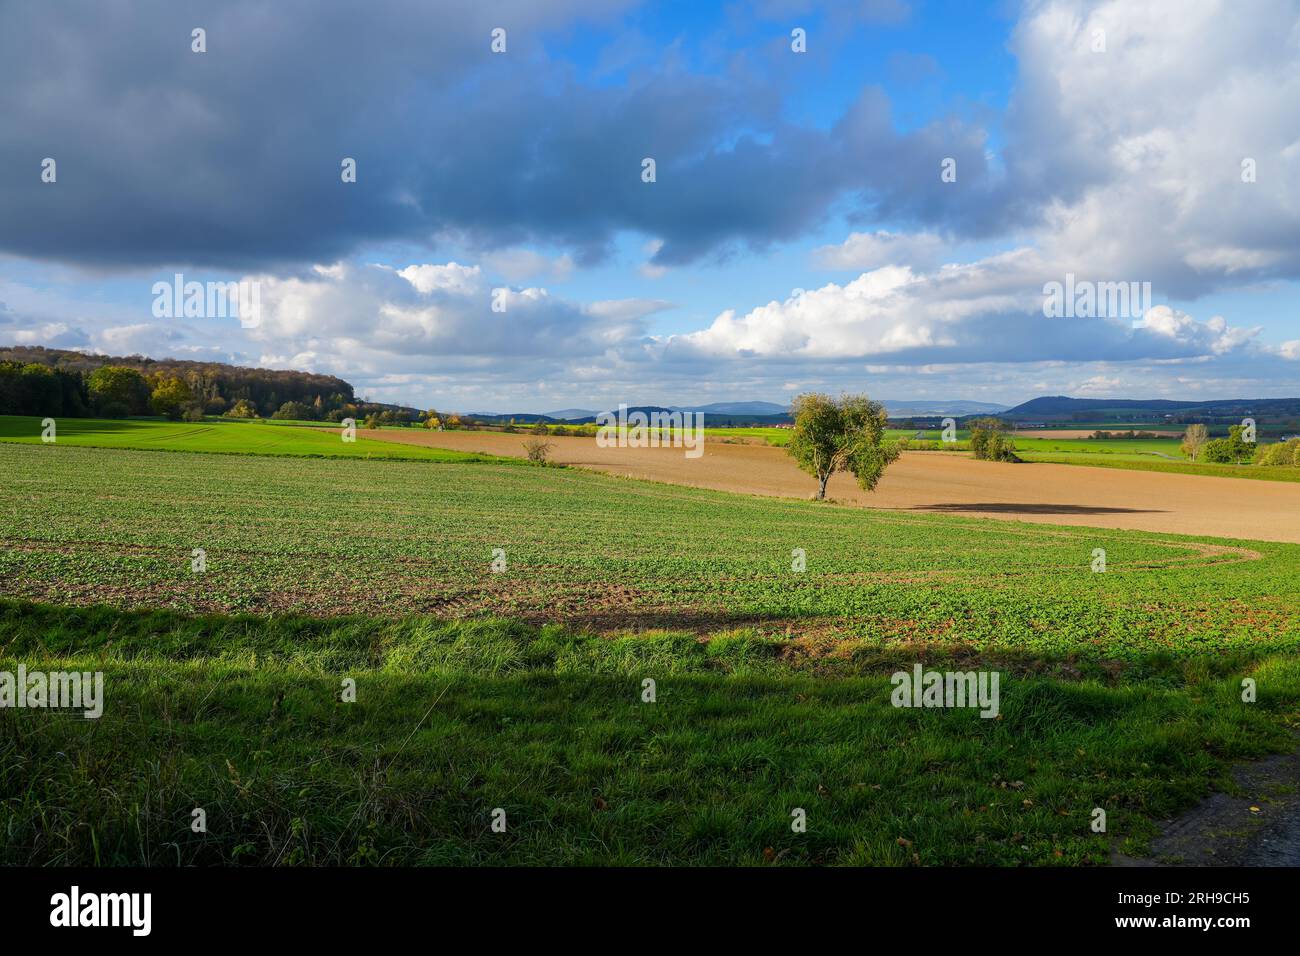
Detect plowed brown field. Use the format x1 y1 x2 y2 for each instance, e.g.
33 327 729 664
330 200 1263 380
355 428 1300 543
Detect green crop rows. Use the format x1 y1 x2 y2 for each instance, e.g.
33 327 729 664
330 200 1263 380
4 443 1298 659
3 441 1299 866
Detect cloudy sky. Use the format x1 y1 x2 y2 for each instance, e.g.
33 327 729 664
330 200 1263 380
2 0 1298 412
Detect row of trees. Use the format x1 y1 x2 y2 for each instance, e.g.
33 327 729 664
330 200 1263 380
0 359 361 423
0 362 91 418
1181 423 1264 464
1256 438 1300 466
1176 423 1300 466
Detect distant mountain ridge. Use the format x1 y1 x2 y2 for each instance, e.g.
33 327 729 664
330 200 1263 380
530 399 1007 421
476 405 792 426
544 401 791 419
501 395 1300 428
1001 395 1300 423
881 400 1008 416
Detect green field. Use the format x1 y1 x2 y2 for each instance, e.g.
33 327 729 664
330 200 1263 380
1014 437 1181 458
0 415 490 462
706 426 795 445
2 442 1299 865
10 415 1297 483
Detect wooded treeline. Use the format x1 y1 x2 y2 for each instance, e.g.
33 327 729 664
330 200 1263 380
0 346 356 420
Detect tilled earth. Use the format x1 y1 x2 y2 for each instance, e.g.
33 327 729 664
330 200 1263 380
360 429 1300 544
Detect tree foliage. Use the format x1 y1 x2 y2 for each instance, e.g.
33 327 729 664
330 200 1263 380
150 376 193 419
88 366 151 416
787 392 900 500
1200 424 1256 464
1255 438 1300 466
969 418 1021 462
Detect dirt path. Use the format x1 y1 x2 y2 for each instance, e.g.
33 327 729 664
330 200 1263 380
1115 744 1300 866
356 429 1300 544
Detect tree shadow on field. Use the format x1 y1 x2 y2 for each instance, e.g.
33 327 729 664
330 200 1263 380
916 502 1165 515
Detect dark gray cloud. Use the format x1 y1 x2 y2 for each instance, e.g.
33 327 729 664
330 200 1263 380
0 0 1004 272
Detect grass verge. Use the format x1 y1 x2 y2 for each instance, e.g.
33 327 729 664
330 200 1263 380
3 601 1297 866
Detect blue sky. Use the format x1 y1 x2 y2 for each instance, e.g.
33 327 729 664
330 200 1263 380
2 0 1298 412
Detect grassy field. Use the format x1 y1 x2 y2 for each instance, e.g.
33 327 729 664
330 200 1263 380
4 600 1296 866
11 415 1297 483
1014 437 1181 458
5 443 1299 645
0 415 492 462
2 441 1299 865
707 426 795 446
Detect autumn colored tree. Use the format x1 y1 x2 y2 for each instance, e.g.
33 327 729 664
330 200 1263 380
150 376 193 420
1181 423 1209 461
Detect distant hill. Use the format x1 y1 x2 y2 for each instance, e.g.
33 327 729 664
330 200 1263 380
882 399 1008 417
680 401 789 416
475 405 794 426
511 398 1008 424
546 402 789 418
1001 395 1300 425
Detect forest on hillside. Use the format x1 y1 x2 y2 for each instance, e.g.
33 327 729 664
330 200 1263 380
0 345 357 421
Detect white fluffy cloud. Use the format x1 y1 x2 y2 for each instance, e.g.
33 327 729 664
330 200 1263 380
1002 0 1300 296
394 263 482 297
683 0 1300 383
670 251 1269 367
237 261 670 397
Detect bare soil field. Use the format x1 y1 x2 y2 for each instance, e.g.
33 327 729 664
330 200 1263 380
353 428 1300 543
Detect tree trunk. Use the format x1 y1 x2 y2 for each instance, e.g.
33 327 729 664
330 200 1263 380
817 473 829 500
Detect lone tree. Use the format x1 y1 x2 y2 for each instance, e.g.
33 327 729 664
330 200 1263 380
1181 423 1209 461
787 392 900 500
